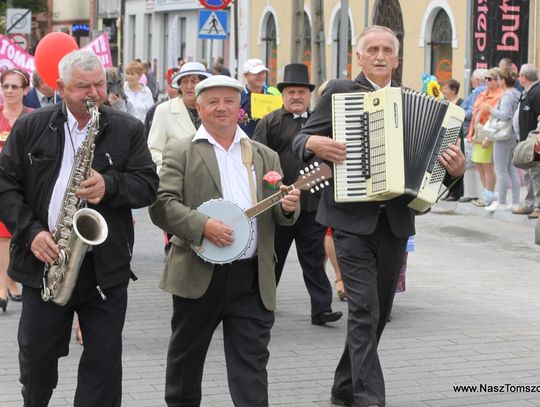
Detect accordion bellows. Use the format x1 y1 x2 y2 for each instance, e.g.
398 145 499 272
332 87 465 212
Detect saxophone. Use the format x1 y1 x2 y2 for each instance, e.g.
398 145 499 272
41 100 109 306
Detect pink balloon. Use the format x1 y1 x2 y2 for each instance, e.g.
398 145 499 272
34 32 79 88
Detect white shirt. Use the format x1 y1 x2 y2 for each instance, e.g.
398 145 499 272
48 109 90 232
193 125 258 259
123 83 154 122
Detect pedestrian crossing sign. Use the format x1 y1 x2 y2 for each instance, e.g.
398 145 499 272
198 10 228 40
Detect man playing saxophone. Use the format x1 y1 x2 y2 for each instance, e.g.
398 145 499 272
0 51 159 406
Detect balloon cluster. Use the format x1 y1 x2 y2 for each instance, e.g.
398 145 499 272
34 32 79 88
421 73 442 99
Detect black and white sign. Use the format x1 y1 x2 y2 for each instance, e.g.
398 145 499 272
6 8 32 34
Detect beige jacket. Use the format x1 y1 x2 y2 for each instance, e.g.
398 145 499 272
147 97 197 166
148 136 299 311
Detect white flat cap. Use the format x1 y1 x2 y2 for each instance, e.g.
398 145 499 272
195 75 244 97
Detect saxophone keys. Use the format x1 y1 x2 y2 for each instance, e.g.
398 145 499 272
60 228 70 240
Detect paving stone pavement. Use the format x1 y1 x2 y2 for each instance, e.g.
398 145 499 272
1 203 539 407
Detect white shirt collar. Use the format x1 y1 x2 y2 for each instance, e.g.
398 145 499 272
193 124 250 151
365 76 391 90
65 107 90 133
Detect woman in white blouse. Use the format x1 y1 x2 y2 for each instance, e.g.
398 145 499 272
147 61 211 167
123 60 154 122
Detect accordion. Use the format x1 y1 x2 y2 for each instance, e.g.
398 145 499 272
332 87 465 212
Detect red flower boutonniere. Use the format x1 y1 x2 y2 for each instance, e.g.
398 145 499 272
263 171 282 190
238 108 251 125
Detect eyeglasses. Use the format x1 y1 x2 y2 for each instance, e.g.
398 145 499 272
485 77 494 82
1 84 23 90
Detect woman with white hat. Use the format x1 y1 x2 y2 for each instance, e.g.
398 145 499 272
147 61 211 167
147 61 212 255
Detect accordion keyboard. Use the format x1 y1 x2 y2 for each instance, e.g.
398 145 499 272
332 94 370 201
332 88 405 203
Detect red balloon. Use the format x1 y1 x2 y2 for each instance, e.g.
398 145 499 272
34 32 79 89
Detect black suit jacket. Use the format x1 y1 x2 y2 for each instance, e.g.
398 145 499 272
292 73 415 238
518 81 540 142
253 107 320 212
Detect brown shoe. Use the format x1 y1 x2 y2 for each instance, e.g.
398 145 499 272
512 207 534 215
528 209 540 219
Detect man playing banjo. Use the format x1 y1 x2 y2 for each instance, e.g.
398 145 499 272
149 75 301 406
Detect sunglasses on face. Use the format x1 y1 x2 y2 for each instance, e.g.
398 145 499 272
485 77 494 82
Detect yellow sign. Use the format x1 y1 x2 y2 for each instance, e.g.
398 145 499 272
251 93 282 119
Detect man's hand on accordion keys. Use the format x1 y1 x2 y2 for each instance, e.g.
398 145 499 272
305 136 347 164
437 139 466 178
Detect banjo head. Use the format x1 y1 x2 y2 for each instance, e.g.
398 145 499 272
192 199 253 264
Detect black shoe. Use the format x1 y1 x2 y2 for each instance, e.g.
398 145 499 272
0 297 7 313
443 195 459 202
330 391 352 406
8 289 22 302
458 197 476 203
311 311 343 325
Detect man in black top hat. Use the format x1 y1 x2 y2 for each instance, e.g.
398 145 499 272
253 63 342 325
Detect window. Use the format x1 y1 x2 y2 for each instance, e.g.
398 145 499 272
145 14 152 61
333 10 352 79
303 12 312 77
430 10 453 84
262 13 278 86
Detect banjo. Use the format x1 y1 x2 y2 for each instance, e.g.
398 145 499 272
192 162 332 264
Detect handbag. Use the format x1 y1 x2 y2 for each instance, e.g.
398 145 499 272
482 116 512 142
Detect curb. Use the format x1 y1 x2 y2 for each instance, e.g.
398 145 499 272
433 200 538 228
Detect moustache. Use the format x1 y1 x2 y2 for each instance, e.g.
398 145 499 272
374 61 387 67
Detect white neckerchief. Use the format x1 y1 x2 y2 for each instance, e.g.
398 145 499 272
293 112 308 119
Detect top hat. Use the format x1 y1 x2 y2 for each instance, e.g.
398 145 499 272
277 63 315 92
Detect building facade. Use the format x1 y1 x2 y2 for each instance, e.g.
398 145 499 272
121 0 539 96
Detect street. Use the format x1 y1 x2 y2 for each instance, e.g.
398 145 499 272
0 203 539 407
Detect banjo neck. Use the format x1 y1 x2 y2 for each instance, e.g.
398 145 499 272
244 162 332 219
245 185 294 219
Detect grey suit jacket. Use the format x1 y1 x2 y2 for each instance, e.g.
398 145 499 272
511 130 540 245
292 73 415 238
148 135 299 310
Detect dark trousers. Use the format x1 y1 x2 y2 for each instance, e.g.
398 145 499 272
18 254 128 407
274 210 333 316
331 213 407 407
444 172 464 198
165 259 274 407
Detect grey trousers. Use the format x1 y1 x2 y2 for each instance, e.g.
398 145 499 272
525 165 540 209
